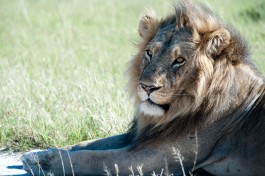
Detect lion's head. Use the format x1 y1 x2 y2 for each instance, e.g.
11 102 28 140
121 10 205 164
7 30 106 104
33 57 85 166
127 1 264 135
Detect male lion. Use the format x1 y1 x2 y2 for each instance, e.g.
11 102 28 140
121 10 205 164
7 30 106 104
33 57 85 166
23 1 265 176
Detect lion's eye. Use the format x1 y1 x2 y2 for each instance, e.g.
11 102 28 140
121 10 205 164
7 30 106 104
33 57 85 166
172 57 186 68
145 50 152 62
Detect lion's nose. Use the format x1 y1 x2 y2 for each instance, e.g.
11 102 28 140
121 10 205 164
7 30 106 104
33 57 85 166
140 83 161 95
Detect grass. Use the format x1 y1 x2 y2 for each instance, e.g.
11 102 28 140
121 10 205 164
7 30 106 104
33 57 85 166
0 0 264 152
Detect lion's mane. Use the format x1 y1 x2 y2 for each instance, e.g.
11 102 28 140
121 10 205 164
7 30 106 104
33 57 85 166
126 1 264 147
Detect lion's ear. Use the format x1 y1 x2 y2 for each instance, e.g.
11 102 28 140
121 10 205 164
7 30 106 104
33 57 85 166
205 28 230 57
138 10 159 41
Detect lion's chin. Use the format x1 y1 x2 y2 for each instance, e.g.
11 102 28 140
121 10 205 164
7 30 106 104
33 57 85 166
139 101 165 117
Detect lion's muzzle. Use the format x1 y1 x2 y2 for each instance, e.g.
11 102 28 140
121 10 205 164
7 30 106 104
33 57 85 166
137 82 173 117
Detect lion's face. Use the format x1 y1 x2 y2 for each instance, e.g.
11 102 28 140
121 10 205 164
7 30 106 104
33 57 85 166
128 4 232 118
137 25 197 117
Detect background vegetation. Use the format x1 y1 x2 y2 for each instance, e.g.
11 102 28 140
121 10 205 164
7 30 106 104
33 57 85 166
0 0 264 152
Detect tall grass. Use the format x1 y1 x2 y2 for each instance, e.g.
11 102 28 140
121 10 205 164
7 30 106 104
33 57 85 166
0 0 264 151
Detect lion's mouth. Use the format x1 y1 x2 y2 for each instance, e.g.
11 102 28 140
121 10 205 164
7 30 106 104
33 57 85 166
146 98 170 111
139 99 170 117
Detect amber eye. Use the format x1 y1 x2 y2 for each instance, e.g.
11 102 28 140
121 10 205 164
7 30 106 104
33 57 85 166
172 57 186 68
145 50 152 62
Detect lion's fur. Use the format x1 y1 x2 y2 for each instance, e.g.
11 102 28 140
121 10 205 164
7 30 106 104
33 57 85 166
23 1 265 175
127 1 264 146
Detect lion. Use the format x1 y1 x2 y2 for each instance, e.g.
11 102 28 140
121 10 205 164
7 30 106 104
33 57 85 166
22 1 265 175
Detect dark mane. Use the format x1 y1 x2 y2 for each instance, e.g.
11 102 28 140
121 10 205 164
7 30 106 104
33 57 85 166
127 1 265 149
128 85 265 149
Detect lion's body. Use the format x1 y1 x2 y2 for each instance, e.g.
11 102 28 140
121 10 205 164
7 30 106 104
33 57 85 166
23 1 265 176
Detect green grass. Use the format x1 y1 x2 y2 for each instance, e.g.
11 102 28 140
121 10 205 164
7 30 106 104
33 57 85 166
0 0 264 151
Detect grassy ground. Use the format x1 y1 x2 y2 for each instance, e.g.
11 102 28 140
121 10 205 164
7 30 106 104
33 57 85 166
0 0 264 152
